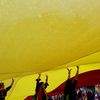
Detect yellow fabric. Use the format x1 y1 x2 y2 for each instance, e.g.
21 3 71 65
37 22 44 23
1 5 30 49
0 0 100 99
4 64 100 100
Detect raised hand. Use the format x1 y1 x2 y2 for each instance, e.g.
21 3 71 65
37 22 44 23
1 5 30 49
67 68 72 72
11 78 14 87
12 78 14 83
76 66 79 74
75 66 79 79
67 68 72 79
45 75 48 82
76 66 79 70
38 73 41 79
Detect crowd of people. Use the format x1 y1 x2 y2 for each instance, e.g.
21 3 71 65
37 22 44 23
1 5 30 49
32 66 79 100
0 66 98 100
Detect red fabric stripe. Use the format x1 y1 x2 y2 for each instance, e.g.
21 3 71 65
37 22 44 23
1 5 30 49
48 70 100 96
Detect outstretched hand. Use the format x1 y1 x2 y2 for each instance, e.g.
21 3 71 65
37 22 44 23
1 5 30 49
46 75 48 79
38 73 41 79
46 75 48 82
76 66 79 70
67 68 72 73
11 78 14 86
75 66 79 80
66 68 72 79
76 66 79 74
12 78 14 83
39 73 41 77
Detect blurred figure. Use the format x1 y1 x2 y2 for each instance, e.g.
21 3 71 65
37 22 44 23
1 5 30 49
87 91 93 100
86 86 95 100
35 74 49 100
0 79 14 100
83 90 87 100
77 89 83 100
64 66 79 100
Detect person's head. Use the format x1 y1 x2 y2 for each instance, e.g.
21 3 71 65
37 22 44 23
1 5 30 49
0 82 4 89
39 82 45 89
77 90 82 98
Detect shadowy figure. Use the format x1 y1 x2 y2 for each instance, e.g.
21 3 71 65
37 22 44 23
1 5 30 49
77 89 83 100
0 78 14 100
64 66 79 100
35 74 49 100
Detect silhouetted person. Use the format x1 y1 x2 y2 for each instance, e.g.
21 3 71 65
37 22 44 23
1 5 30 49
0 79 14 100
77 89 83 100
35 74 49 100
64 66 79 100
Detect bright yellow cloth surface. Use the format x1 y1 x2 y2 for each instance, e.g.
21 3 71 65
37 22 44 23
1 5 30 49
0 0 100 99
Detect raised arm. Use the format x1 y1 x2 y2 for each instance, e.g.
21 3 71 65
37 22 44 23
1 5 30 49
11 78 14 87
44 75 49 89
45 75 48 83
35 74 41 93
36 73 41 82
75 66 79 80
38 73 41 80
6 78 14 91
67 68 72 79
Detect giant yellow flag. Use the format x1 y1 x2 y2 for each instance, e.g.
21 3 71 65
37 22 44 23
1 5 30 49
0 0 100 99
